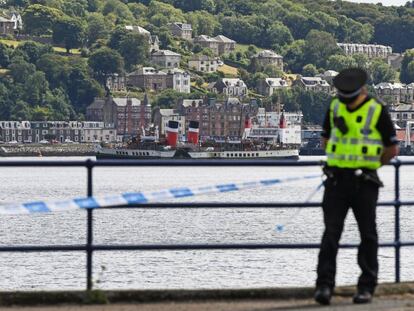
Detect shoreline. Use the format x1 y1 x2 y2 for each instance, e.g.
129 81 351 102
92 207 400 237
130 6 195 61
0 144 96 157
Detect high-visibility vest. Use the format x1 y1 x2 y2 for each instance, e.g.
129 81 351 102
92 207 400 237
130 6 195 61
326 98 383 170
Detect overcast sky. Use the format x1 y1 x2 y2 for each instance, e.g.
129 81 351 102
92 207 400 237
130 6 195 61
347 0 407 5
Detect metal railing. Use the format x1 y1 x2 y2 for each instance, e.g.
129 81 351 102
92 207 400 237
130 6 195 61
0 159 412 291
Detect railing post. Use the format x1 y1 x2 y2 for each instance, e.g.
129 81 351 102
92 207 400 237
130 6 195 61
86 159 94 291
394 160 401 283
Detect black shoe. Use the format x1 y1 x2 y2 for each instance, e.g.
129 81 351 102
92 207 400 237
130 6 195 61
353 289 373 304
314 286 332 305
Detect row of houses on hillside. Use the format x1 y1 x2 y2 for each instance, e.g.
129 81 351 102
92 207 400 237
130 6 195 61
0 121 117 143
374 83 414 106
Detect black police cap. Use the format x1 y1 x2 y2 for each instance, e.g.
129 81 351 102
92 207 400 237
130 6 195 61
333 68 368 98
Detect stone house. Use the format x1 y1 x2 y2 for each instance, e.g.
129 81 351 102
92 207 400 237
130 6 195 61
193 35 219 55
0 16 15 35
127 67 168 91
125 25 159 52
153 108 186 137
127 67 190 93
293 76 332 94
165 68 191 93
151 50 181 68
214 35 236 55
106 74 126 92
374 82 414 106
256 78 289 96
188 55 220 73
253 50 284 71
209 78 248 97
168 22 192 40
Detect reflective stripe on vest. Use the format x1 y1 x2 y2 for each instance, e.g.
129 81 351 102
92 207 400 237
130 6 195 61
327 154 381 162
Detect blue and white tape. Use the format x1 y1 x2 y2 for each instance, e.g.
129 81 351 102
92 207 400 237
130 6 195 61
0 174 321 215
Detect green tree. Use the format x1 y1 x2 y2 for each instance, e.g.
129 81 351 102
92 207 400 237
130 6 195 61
0 43 12 68
52 16 86 53
86 13 110 46
88 47 124 85
302 64 318 76
22 4 64 35
401 50 414 83
116 32 149 70
36 53 69 89
368 59 396 84
282 40 306 73
22 71 49 106
8 57 36 83
303 30 341 69
327 55 357 72
102 0 134 22
265 22 293 50
16 41 53 64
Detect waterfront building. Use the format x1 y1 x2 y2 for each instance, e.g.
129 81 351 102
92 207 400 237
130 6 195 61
255 108 303 127
86 96 152 137
153 108 186 137
29 121 83 143
253 50 284 71
168 22 192 40
209 78 248 97
337 43 392 58
176 97 258 138
0 121 31 143
374 82 414 106
151 50 182 69
256 78 289 96
188 55 220 73
82 122 117 143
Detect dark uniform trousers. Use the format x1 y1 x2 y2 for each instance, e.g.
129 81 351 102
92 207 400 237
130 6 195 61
316 169 379 292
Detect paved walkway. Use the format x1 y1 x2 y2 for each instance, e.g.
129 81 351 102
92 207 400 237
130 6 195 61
2 295 414 311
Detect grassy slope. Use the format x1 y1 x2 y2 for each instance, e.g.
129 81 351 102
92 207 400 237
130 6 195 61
0 39 81 54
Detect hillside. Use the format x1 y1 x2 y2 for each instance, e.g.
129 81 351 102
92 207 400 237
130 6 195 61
0 0 412 122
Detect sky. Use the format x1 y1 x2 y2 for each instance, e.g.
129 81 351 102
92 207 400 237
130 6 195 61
347 0 407 5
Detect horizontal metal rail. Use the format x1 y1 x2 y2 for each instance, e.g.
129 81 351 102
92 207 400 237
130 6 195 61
0 158 411 290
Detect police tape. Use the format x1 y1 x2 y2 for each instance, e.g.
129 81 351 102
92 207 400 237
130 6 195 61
0 174 322 215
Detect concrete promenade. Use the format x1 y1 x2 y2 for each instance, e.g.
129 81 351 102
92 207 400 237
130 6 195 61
1 283 414 310
1 296 414 310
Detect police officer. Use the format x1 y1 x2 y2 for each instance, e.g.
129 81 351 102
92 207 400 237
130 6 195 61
314 68 399 305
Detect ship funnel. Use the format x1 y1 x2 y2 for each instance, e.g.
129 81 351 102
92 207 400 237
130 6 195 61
279 111 286 129
166 120 179 147
188 120 199 144
244 115 252 129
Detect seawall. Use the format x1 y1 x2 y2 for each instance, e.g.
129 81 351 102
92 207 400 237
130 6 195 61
0 144 95 157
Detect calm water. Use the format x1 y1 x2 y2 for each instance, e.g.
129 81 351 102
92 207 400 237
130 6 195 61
0 156 414 291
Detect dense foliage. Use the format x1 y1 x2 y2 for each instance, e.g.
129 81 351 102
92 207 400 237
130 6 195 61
0 0 413 122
